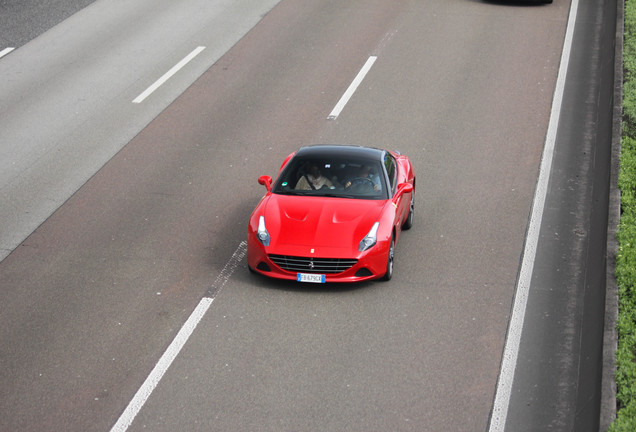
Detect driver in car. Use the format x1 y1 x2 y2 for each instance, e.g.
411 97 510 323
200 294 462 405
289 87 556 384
345 165 381 191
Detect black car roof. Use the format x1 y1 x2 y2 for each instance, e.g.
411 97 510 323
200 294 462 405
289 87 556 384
295 145 385 161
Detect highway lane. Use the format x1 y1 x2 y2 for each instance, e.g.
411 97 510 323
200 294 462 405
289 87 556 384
0 0 583 431
106 1 568 431
0 0 279 430
0 0 282 262
503 0 620 430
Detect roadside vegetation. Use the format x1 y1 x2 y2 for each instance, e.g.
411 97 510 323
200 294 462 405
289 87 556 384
613 0 636 430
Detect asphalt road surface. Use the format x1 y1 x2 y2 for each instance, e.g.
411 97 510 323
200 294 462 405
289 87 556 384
0 0 617 431
0 0 97 48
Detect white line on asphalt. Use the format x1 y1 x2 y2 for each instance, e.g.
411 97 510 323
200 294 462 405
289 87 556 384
487 0 580 431
109 297 213 432
328 56 377 120
110 241 247 432
133 46 206 104
0 47 15 59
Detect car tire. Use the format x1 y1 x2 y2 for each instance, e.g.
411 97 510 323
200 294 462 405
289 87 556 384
402 191 414 230
381 236 395 281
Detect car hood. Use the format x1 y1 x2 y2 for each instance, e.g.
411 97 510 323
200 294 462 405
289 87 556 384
261 194 387 251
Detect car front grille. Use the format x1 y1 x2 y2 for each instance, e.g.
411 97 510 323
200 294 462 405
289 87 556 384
269 254 358 274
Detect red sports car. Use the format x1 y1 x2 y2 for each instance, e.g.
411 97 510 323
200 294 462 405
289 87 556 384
247 145 415 283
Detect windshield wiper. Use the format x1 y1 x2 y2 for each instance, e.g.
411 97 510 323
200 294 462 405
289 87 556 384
321 193 356 199
276 190 305 196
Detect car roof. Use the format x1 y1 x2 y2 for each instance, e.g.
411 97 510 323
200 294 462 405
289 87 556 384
295 145 386 161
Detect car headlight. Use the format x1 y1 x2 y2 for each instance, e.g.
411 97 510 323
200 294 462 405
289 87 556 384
257 215 270 246
359 222 379 252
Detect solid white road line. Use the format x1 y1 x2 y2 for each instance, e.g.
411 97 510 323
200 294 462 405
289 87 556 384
133 46 206 104
110 241 247 432
0 47 15 59
487 0 580 431
109 297 214 432
328 56 377 119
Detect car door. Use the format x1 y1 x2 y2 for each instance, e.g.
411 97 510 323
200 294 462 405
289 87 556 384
384 152 410 232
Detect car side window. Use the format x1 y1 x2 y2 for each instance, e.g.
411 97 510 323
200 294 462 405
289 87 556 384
384 153 397 191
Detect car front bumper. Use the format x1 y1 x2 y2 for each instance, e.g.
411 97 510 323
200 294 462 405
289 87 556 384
246 235 391 283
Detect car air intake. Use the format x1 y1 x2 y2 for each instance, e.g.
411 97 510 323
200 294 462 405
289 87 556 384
269 254 357 274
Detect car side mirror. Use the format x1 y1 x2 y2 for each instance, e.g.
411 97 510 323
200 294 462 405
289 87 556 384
393 182 413 202
258 175 273 192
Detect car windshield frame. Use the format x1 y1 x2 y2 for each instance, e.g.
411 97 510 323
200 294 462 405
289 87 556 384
272 155 390 200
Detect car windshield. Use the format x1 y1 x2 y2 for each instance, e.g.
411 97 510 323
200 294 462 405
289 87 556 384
272 156 388 200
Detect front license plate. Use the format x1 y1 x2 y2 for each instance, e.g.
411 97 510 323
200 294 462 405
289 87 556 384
297 273 326 283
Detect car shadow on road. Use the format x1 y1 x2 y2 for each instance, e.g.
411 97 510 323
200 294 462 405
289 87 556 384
243 266 377 294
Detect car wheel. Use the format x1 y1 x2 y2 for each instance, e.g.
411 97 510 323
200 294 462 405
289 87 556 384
402 191 414 230
381 236 395 281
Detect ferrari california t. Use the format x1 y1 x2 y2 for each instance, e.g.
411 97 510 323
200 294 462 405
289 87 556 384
247 145 415 283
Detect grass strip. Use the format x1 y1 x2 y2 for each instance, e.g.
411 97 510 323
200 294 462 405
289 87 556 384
612 0 636 430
